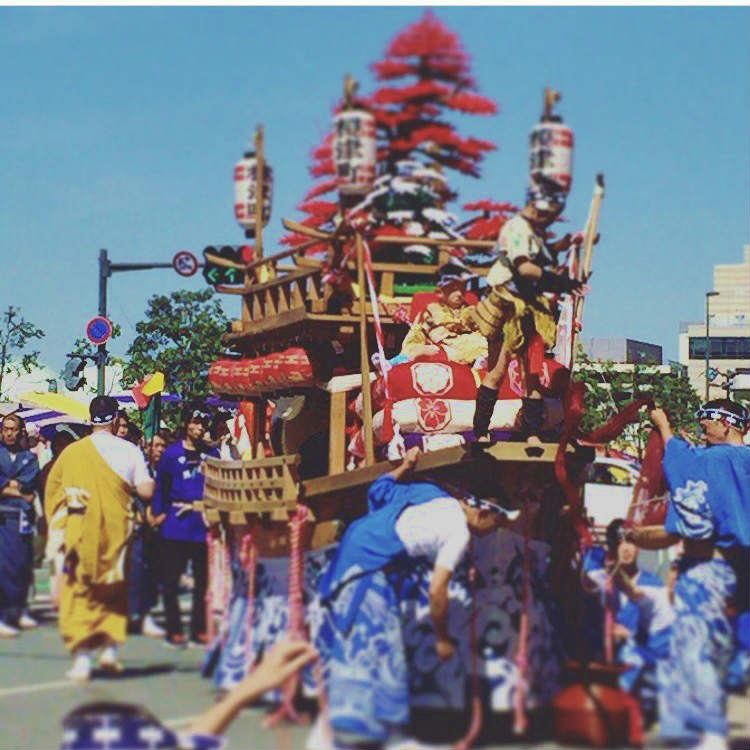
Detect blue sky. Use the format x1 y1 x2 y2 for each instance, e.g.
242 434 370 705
1 6 748 373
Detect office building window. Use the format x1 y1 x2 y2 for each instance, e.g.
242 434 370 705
688 336 750 360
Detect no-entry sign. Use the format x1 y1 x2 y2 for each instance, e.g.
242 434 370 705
86 316 113 346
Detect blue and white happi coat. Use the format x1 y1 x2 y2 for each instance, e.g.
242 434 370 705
0 445 39 626
661 438 750 740
583 548 673 722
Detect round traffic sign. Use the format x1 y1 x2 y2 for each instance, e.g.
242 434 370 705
86 316 113 346
172 250 199 277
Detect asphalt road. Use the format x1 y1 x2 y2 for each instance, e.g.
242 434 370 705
1 593 747 750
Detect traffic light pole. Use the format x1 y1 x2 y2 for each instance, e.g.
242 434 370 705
97 249 176 395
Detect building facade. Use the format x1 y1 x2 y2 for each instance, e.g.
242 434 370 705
579 337 663 365
679 245 750 400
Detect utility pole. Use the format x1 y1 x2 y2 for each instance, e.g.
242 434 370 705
704 291 719 401
97 249 190 395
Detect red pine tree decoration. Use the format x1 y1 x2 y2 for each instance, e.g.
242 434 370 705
371 10 497 176
283 11 511 255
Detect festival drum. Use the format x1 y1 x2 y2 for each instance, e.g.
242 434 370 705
278 347 315 385
529 120 574 194
207 359 233 394
255 354 278 390
333 109 377 195
234 154 273 234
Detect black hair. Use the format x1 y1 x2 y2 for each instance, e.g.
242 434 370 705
2 412 29 451
89 395 119 424
63 701 157 723
605 518 627 554
50 431 77 458
154 429 174 444
703 398 747 421
182 401 211 426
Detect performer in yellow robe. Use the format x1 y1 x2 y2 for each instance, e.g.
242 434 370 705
45 396 154 682
400 263 487 366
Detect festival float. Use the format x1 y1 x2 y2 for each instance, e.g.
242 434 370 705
197 12 632 745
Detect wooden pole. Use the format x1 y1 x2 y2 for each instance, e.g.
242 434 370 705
570 174 605 366
254 125 265 260
356 232 375 465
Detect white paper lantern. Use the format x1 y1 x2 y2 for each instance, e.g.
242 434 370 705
233 155 273 233
333 109 377 195
528 121 574 194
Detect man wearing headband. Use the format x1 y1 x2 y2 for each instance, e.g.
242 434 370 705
45 396 154 681
470 190 585 445
152 403 218 648
400 261 487 366
627 400 749 750
313 446 518 749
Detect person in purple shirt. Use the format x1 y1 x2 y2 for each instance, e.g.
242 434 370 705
152 405 219 648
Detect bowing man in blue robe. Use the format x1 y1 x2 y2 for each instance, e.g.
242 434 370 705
314 446 517 749
0 413 40 637
629 399 750 750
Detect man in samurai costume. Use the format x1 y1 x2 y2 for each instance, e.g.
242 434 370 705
470 186 584 445
313 446 518 749
0 413 40 637
400 261 487 366
628 399 749 750
584 518 674 726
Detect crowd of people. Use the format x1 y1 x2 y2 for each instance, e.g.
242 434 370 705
0 399 228 663
0 392 748 750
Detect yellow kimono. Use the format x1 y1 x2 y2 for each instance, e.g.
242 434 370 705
401 301 488 365
45 437 133 652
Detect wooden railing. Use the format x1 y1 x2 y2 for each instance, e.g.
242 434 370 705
217 222 496 336
201 448 300 523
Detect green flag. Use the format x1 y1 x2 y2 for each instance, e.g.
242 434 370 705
142 392 161 442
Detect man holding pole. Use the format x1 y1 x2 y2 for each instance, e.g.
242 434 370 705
628 399 749 750
471 188 584 444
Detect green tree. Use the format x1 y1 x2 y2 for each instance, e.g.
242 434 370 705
574 349 701 458
122 289 227 428
0 306 45 401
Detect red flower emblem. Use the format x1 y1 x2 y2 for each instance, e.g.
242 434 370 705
416 398 451 432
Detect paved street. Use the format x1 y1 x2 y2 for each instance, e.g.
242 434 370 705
1 592 748 750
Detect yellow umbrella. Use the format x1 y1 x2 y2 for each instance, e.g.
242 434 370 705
19 391 90 421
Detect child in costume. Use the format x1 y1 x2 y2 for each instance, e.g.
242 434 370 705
400 261 487 366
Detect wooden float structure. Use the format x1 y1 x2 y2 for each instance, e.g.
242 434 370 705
199 164 591 551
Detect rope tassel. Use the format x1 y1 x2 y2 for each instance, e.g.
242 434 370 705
205 526 220 645
454 539 482 750
263 506 310 728
513 498 531 735
240 527 258 675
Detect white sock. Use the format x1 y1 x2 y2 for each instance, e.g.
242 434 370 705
71 651 92 672
695 732 728 750
100 645 118 663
